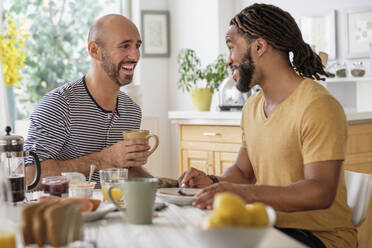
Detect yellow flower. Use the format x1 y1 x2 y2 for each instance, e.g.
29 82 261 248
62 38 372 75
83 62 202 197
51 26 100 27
0 12 28 87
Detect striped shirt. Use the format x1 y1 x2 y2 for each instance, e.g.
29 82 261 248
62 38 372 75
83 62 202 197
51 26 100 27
24 76 141 184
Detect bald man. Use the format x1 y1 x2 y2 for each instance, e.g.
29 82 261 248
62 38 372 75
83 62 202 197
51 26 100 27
25 14 152 189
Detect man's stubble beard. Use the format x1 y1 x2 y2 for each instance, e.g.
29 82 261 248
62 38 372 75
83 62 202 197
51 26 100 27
236 49 255 93
101 50 133 87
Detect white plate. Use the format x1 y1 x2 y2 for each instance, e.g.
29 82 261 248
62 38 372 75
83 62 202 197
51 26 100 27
156 188 202 206
82 202 117 222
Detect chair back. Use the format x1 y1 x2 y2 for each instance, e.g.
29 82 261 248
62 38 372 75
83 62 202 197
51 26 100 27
344 170 372 226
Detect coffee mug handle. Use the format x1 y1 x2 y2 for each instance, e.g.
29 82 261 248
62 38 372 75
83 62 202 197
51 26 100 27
108 186 125 211
146 134 159 156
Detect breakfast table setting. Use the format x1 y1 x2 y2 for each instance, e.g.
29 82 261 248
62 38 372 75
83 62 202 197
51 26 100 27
0 184 307 248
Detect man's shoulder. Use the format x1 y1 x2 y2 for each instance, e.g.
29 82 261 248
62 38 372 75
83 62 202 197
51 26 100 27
48 77 85 99
298 79 342 110
33 77 85 115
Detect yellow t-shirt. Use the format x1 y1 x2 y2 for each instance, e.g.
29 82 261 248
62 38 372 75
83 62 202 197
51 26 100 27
240 78 357 248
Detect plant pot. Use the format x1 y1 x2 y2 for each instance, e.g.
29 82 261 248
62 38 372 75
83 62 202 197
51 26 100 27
189 88 213 111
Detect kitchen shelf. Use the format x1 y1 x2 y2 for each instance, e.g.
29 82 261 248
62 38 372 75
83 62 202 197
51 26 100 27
325 76 372 83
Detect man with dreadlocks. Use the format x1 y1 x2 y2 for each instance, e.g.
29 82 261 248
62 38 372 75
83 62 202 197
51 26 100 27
178 3 356 248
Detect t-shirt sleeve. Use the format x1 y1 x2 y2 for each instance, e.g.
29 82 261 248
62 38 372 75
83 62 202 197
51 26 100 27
301 95 347 164
24 92 70 165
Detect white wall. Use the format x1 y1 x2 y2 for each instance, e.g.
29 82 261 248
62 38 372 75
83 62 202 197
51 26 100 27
135 0 173 178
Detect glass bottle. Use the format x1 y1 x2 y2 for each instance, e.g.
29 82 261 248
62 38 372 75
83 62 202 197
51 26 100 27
0 162 17 248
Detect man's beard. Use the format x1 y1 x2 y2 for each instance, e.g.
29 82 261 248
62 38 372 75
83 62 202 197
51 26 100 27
236 50 255 93
101 50 133 87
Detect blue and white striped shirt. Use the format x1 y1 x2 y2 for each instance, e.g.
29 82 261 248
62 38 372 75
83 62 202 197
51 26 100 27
24 76 141 167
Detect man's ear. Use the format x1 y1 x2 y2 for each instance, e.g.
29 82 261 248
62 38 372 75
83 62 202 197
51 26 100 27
88 41 101 61
255 38 268 57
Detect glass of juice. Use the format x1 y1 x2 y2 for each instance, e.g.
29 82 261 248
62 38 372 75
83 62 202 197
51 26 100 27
99 168 128 204
0 229 16 248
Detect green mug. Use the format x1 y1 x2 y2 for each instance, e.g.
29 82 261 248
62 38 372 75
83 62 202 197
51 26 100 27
108 178 158 225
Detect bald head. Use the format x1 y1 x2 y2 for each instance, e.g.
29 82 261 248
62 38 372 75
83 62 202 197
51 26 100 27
88 14 139 47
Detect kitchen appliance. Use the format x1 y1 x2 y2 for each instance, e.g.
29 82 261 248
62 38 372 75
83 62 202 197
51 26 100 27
218 77 252 111
0 126 41 202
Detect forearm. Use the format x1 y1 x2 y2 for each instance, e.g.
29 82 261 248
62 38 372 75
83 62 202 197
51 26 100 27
220 164 255 184
240 178 336 212
128 166 153 178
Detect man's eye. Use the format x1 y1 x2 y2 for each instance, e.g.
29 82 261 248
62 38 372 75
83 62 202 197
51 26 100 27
136 44 141 49
122 44 130 48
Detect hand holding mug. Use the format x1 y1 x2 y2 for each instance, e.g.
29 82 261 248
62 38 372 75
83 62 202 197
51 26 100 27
122 130 159 161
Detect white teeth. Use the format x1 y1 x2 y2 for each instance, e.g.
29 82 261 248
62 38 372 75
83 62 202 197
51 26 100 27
122 65 134 70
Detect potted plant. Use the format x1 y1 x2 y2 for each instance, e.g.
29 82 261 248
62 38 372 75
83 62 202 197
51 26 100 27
177 49 229 111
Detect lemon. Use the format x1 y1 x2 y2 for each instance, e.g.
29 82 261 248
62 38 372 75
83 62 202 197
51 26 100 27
102 187 124 201
245 202 269 227
212 192 250 226
201 212 234 230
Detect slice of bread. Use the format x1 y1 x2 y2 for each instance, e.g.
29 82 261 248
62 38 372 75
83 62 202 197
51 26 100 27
32 199 59 246
44 202 83 247
21 201 47 245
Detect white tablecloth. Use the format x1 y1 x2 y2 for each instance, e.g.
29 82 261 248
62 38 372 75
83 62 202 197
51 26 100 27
83 202 306 248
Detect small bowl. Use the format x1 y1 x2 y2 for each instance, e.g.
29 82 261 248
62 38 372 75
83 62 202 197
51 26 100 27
61 172 86 184
69 182 96 198
351 69 365 77
188 206 276 248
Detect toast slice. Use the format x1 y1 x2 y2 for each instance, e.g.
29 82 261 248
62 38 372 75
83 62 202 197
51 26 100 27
21 201 47 245
32 199 59 247
44 202 83 247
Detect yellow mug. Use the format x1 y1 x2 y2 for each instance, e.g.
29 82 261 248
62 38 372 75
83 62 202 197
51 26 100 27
122 130 159 161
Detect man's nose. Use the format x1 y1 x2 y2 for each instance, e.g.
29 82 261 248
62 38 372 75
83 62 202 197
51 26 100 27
226 53 233 67
128 48 140 61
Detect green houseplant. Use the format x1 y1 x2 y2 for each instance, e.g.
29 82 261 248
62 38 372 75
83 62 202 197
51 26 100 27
177 49 229 111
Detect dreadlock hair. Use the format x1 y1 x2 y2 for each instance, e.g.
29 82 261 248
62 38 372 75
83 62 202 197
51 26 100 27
230 3 327 81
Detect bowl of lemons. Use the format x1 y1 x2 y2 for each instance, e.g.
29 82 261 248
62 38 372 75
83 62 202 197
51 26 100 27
190 192 276 248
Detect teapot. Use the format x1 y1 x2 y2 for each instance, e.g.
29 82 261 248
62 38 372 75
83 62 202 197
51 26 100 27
0 126 41 202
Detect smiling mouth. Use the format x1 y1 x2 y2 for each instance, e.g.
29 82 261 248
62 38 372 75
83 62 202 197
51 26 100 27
121 64 135 72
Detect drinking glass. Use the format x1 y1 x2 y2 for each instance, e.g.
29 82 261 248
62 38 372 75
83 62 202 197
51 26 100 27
99 168 128 204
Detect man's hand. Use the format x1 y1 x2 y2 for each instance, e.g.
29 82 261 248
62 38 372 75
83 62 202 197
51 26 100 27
193 182 248 209
104 138 151 167
178 167 213 188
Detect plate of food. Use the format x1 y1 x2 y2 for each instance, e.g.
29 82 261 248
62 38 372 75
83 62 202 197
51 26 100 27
156 188 202 206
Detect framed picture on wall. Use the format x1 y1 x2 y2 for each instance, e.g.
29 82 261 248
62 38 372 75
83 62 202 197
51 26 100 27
298 10 336 60
345 7 372 58
141 10 170 57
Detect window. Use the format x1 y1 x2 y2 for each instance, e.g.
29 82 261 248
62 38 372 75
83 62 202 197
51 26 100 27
2 0 127 125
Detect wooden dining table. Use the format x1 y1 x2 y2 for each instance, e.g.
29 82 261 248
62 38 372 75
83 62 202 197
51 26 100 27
83 201 307 248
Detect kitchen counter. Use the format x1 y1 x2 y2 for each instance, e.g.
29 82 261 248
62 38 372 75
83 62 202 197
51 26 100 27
168 111 372 125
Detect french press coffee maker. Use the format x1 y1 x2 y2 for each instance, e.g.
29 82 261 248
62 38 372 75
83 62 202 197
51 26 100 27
0 126 41 202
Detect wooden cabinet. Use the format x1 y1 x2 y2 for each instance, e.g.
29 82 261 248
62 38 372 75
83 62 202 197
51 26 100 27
178 122 372 248
178 124 241 175
344 123 372 248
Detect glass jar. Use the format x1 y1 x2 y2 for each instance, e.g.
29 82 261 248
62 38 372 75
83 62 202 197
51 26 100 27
42 176 69 197
335 62 347 78
351 61 365 77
